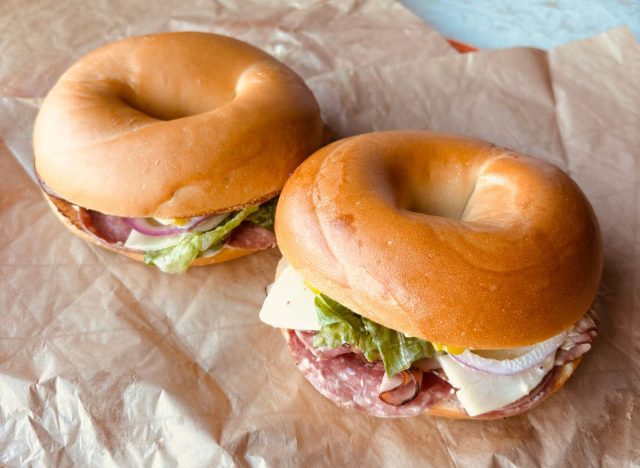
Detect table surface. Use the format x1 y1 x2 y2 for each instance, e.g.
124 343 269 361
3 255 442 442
402 0 639 49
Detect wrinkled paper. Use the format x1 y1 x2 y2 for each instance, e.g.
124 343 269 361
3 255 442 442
0 1 638 466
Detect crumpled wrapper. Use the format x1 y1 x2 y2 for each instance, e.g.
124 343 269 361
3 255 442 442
0 0 638 466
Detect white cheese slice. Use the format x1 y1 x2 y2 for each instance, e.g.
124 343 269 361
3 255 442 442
124 230 186 251
437 353 555 417
259 266 320 331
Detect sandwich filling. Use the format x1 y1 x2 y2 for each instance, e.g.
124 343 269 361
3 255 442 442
42 176 277 273
260 265 598 417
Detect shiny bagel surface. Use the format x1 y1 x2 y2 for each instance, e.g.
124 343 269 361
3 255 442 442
275 131 603 349
34 32 324 217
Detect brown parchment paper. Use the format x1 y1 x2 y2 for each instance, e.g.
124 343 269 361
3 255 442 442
0 1 638 466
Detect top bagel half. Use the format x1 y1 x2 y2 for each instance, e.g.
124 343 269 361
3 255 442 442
34 32 324 218
32 32 325 272
275 131 603 349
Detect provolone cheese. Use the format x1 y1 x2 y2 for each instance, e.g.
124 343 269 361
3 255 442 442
124 230 185 251
437 353 554 416
259 266 320 330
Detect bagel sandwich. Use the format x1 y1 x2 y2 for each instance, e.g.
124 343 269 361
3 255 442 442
34 32 324 273
259 131 603 418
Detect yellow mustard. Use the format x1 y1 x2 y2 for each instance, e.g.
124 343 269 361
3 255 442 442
433 343 465 354
303 281 321 295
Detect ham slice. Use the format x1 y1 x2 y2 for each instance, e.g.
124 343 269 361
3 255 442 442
556 308 598 366
227 222 276 249
555 343 592 366
379 370 423 406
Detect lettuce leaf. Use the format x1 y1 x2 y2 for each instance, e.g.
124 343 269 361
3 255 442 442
361 317 435 376
144 206 258 273
312 293 435 376
246 197 278 231
313 295 379 361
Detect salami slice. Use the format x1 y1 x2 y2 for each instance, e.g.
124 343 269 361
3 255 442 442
227 222 276 250
286 330 453 417
78 208 132 244
295 331 353 359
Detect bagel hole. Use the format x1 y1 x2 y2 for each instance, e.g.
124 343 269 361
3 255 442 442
407 198 465 220
119 92 187 121
116 82 224 121
401 176 478 221
383 161 471 220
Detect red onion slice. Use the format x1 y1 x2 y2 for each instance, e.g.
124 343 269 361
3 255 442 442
125 215 209 236
449 331 567 376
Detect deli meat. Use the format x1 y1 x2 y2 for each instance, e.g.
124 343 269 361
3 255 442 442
294 331 353 359
286 308 599 418
78 208 132 244
555 308 598 366
76 208 276 252
227 222 276 250
286 330 452 417
379 370 423 406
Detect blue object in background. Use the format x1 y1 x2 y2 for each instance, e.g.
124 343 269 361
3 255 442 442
401 0 640 49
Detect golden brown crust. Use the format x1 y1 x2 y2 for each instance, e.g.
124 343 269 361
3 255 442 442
44 192 256 265
34 32 323 218
276 131 603 349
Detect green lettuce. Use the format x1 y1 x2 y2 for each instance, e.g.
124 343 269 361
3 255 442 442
312 293 435 376
144 206 259 273
361 317 435 376
246 197 278 231
313 295 380 361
